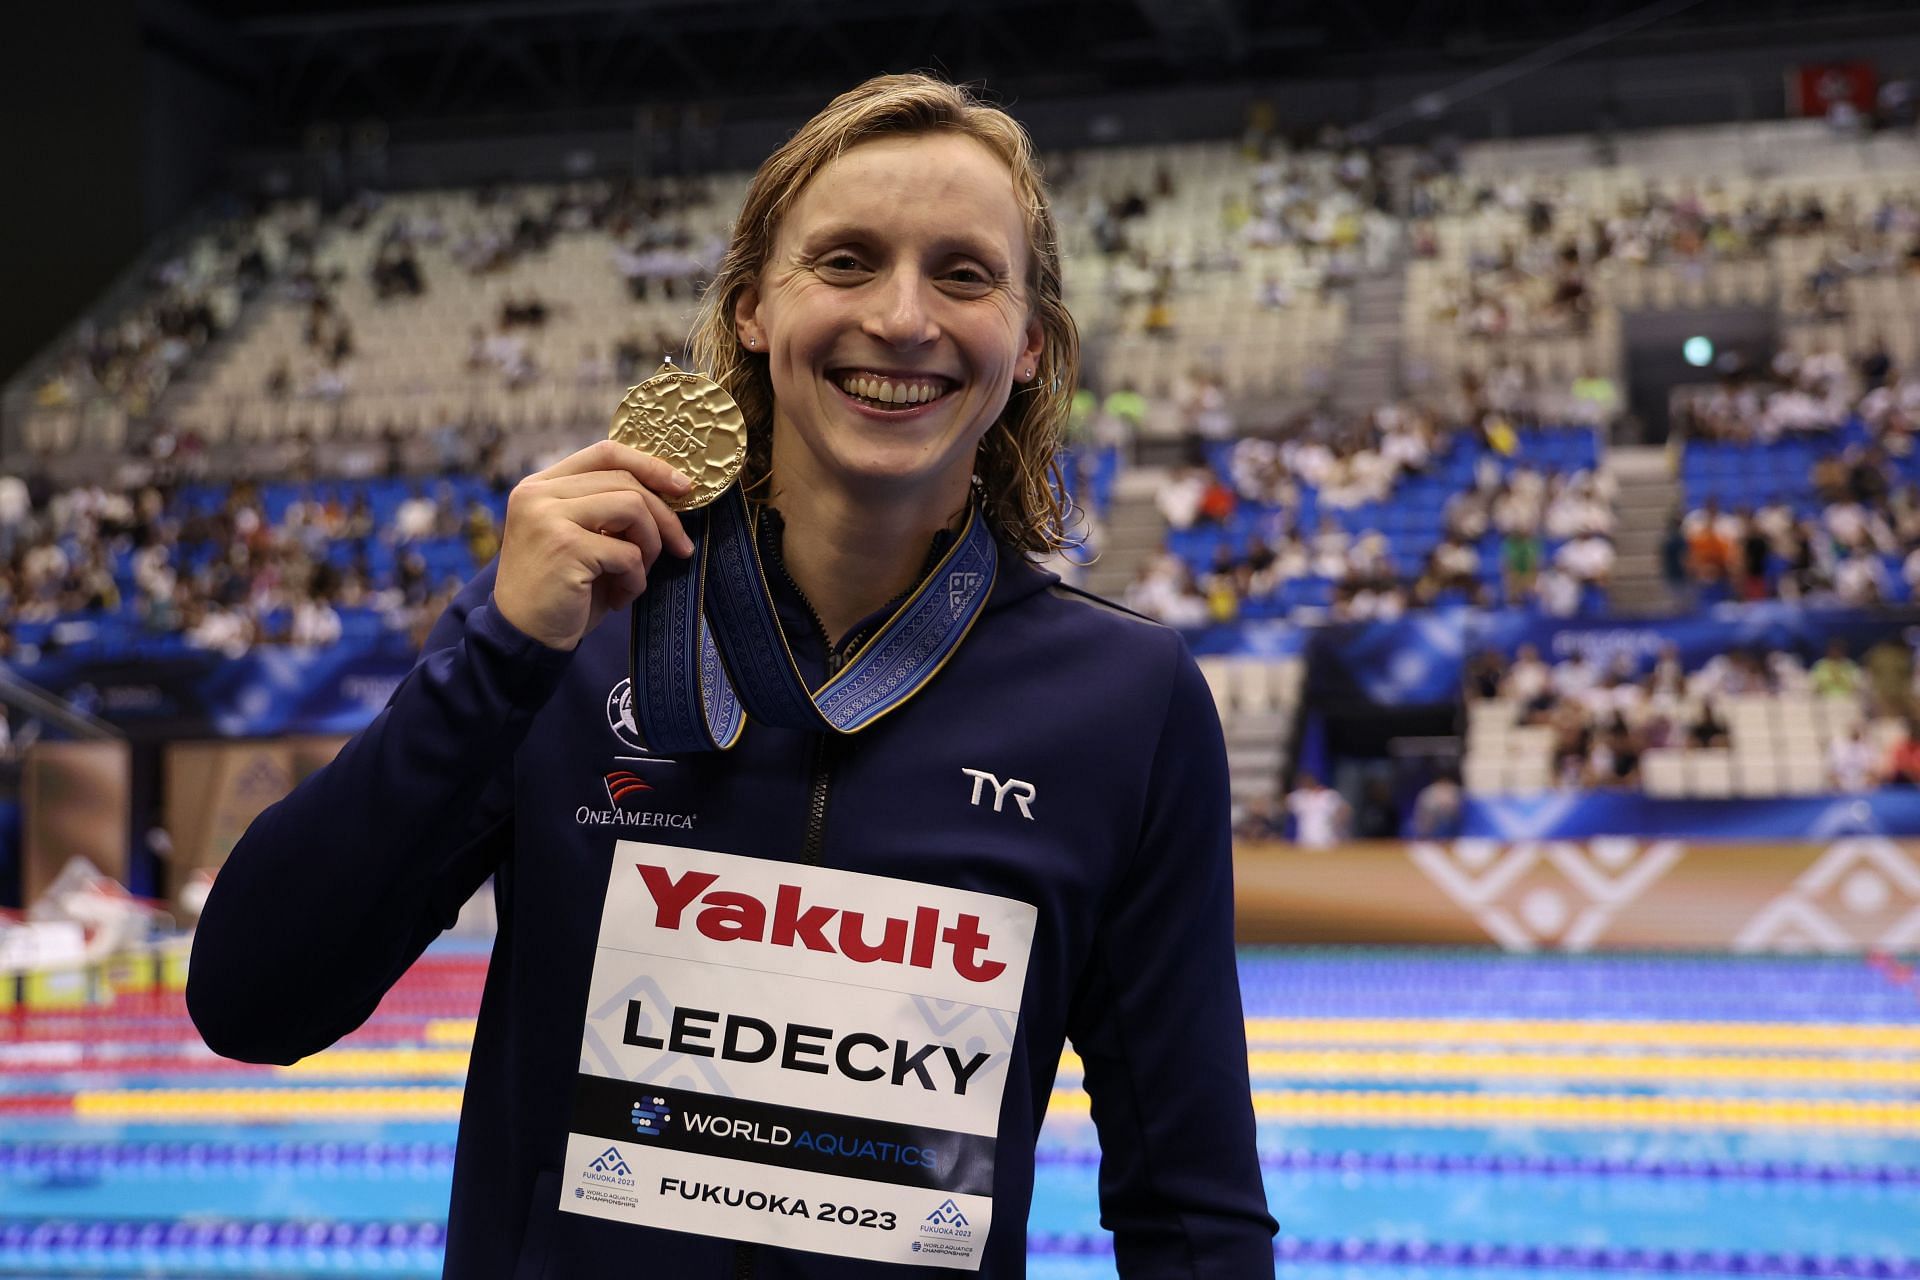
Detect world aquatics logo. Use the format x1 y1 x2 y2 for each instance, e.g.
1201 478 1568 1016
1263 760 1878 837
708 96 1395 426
631 1096 673 1138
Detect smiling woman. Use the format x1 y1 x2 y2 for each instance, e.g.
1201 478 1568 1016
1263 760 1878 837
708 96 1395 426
190 72 1274 1280
726 131 1046 640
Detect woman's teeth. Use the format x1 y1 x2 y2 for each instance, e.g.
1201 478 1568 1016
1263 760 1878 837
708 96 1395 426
838 374 947 407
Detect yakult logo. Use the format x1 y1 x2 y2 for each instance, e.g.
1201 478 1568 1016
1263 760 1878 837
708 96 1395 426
636 863 1008 983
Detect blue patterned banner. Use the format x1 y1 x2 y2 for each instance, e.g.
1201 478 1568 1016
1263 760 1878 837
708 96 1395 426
1463 791 1920 840
1193 604 1920 707
6 636 418 739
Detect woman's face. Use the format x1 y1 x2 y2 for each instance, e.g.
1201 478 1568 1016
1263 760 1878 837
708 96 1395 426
737 132 1044 512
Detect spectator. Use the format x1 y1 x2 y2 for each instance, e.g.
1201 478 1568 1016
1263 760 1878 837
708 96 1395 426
1155 466 1211 531
1285 773 1350 849
1533 564 1583 616
1660 511 1690 598
1506 643 1553 713
291 594 342 647
1353 777 1400 839
1232 793 1287 841
1099 382 1148 439
1557 532 1615 589
1834 547 1890 606
1884 715 1920 785
1829 724 1879 792
1811 640 1863 699
1569 366 1620 426
1501 526 1542 599
1587 719 1642 788
1464 650 1504 700
1408 769 1463 838
1685 498 1736 585
1864 633 1914 718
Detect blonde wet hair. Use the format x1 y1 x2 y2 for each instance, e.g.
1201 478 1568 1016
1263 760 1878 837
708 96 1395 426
687 72 1081 556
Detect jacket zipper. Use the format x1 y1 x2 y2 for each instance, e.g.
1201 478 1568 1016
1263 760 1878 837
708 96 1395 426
765 539 845 870
802 650 844 868
734 611 843 1279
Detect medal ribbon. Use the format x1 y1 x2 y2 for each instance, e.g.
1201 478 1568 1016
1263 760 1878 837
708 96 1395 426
628 486 997 753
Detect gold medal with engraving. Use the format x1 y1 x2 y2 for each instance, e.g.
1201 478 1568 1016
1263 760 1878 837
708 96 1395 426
608 359 747 511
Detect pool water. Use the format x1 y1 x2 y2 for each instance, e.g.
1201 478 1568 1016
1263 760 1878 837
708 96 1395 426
3 945 1916 1277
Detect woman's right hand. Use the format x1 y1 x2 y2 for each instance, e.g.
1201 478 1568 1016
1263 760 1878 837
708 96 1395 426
491 440 697 651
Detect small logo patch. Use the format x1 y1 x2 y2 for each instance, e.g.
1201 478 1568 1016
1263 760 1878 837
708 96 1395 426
631 1095 673 1139
962 768 1036 820
605 771 652 807
947 572 983 617
589 1146 631 1177
606 678 644 751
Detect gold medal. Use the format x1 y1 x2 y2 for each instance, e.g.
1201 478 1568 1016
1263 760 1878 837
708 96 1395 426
608 359 747 511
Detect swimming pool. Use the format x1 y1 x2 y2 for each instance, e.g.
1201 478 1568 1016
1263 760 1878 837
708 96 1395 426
4 946 1915 1277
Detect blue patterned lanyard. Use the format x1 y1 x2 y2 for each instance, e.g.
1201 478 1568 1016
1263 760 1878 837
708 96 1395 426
628 486 998 753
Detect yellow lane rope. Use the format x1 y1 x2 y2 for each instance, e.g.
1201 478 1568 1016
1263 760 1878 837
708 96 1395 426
279 1043 1920 1089
73 1087 465 1121
1242 1018 1920 1052
403 1016 1920 1056
1251 1049 1920 1084
277 1049 472 1078
70 1085 1920 1132
1047 1089 1920 1132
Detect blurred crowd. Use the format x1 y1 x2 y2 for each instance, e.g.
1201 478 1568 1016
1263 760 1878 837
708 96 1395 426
31 206 304 419
1671 342 1920 607
1054 123 1399 338
1233 767 1464 847
1415 173 1920 341
0 466 506 666
1674 341 1920 445
31 176 731 422
1125 397 1613 626
1466 635 1920 792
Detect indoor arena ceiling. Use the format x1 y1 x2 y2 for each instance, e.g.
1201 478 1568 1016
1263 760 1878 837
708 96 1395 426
156 0 1920 136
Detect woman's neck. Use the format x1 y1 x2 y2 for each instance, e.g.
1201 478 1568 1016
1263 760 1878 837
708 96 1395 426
771 478 966 649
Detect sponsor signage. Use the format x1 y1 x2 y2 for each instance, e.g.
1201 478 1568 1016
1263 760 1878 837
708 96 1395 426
561 842 1036 1269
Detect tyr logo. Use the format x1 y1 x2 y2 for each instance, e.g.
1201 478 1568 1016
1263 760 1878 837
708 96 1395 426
962 768 1035 820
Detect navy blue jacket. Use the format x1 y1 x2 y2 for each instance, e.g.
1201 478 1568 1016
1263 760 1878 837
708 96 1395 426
188 537 1276 1277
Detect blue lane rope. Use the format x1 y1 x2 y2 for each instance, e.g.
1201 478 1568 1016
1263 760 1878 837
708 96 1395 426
5 1141 1914 1186
0 1140 454 1170
1032 1147 1920 1183
1022 1232 1920 1274
0 1218 444 1249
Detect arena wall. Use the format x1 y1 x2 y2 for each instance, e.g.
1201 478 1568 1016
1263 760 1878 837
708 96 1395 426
1237 838 1920 953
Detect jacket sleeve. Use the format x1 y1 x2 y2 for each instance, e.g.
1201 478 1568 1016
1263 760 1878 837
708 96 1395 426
187 563 573 1065
1066 634 1277 1277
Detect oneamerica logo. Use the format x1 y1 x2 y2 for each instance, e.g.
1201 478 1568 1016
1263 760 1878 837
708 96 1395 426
577 807 696 829
577 768 693 829
636 863 1007 983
